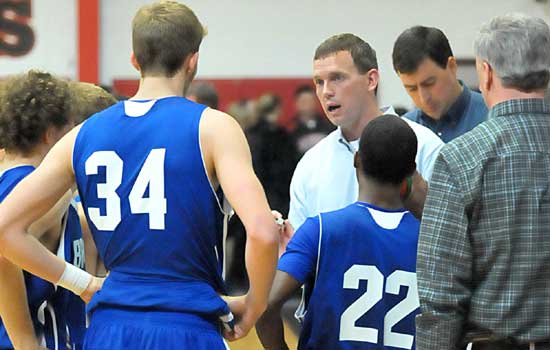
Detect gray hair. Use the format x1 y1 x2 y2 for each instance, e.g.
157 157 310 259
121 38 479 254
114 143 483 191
474 13 550 92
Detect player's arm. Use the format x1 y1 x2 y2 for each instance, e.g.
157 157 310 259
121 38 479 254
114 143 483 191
0 257 40 350
257 216 320 349
201 110 279 339
256 271 301 350
26 190 72 241
77 203 104 275
0 126 102 302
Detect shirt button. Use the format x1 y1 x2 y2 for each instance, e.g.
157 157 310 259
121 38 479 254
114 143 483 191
437 132 442 136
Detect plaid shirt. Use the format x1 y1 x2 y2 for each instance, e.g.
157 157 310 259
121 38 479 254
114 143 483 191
417 98 550 350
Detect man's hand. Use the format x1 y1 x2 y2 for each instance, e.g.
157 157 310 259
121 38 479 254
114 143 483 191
271 210 294 257
222 294 266 342
80 276 104 303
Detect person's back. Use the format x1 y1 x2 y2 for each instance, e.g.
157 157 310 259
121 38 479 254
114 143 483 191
296 203 419 349
416 14 550 349
73 97 229 316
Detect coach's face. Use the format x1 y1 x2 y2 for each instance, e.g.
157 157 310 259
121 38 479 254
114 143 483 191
397 57 459 120
313 51 372 131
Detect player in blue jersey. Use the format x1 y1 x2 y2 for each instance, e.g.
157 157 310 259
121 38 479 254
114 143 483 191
0 2 279 350
0 75 116 350
0 70 77 350
257 114 421 350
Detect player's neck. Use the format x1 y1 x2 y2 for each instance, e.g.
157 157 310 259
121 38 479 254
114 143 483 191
0 150 44 171
358 177 404 210
132 75 187 100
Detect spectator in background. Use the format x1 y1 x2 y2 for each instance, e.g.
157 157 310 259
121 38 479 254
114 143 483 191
186 81 219 109
248 94 298 216
290 85 335 156
227 99 259 132
417 14 550 350
393 26 488 142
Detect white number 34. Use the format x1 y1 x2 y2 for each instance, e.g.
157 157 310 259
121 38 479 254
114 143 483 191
84 149 167 231
340 265 419 349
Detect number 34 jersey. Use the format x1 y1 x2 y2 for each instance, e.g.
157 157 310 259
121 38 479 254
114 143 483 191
72 97 229 317
278 202 420 350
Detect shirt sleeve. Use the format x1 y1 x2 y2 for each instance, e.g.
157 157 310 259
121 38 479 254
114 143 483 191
288 160 310 230
277 215 320 284
416 152 473 350
409 120 445 181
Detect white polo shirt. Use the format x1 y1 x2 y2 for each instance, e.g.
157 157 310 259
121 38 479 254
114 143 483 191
288 108 444 229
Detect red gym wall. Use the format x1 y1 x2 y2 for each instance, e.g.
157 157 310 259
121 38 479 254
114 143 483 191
113 78 317 129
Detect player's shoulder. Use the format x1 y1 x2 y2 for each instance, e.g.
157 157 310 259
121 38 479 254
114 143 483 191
201 107 242 133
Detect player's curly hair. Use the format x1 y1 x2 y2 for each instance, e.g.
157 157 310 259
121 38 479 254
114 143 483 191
0 70 71 155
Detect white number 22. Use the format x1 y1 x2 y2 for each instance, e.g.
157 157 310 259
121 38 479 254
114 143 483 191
339 265 419 349
85 149 167 231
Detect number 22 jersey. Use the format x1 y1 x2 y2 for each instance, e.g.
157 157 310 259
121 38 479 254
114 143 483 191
278 202 420 350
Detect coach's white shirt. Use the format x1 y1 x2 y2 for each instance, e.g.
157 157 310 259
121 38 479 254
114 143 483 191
288 107 444 230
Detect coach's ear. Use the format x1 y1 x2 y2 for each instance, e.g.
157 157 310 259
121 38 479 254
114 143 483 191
353 152 361 169
130 52 140 72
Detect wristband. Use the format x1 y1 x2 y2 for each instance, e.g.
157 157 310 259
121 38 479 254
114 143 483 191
400 176 413 200
219 312 235 332
56 262 92 296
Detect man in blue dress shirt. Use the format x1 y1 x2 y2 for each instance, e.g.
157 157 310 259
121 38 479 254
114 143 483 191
392 26 488 142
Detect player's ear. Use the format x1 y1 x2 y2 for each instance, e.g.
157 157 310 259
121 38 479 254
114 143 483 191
353 152 361 169
130 52 140 72
187 51 199 76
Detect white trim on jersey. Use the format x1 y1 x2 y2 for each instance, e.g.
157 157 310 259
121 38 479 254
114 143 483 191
356 203 408 230
294 213 324 323
123 99 157 117
315 214 323 283
46 303 59 350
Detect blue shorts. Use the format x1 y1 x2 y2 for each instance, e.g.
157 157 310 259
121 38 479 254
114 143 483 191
84 308 229 350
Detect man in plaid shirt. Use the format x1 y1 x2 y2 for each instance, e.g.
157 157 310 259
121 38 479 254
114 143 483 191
417 13 550 350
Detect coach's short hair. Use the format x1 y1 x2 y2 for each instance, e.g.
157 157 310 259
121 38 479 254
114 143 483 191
392 26 453 74
0 70 70 155
132 1 206 77
314 33 378 74
474 13 550 92
359 115 417 185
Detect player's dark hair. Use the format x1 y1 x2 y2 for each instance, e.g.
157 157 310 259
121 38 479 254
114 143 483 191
0 70 70 155
132 1 206 77
392 26 453 74
359 115 417 185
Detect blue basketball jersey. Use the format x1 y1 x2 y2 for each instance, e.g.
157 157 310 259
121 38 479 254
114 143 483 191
278 202 420 350
0 166 55 349
72 97 230 319
44 200 86 350
0 165 85 350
